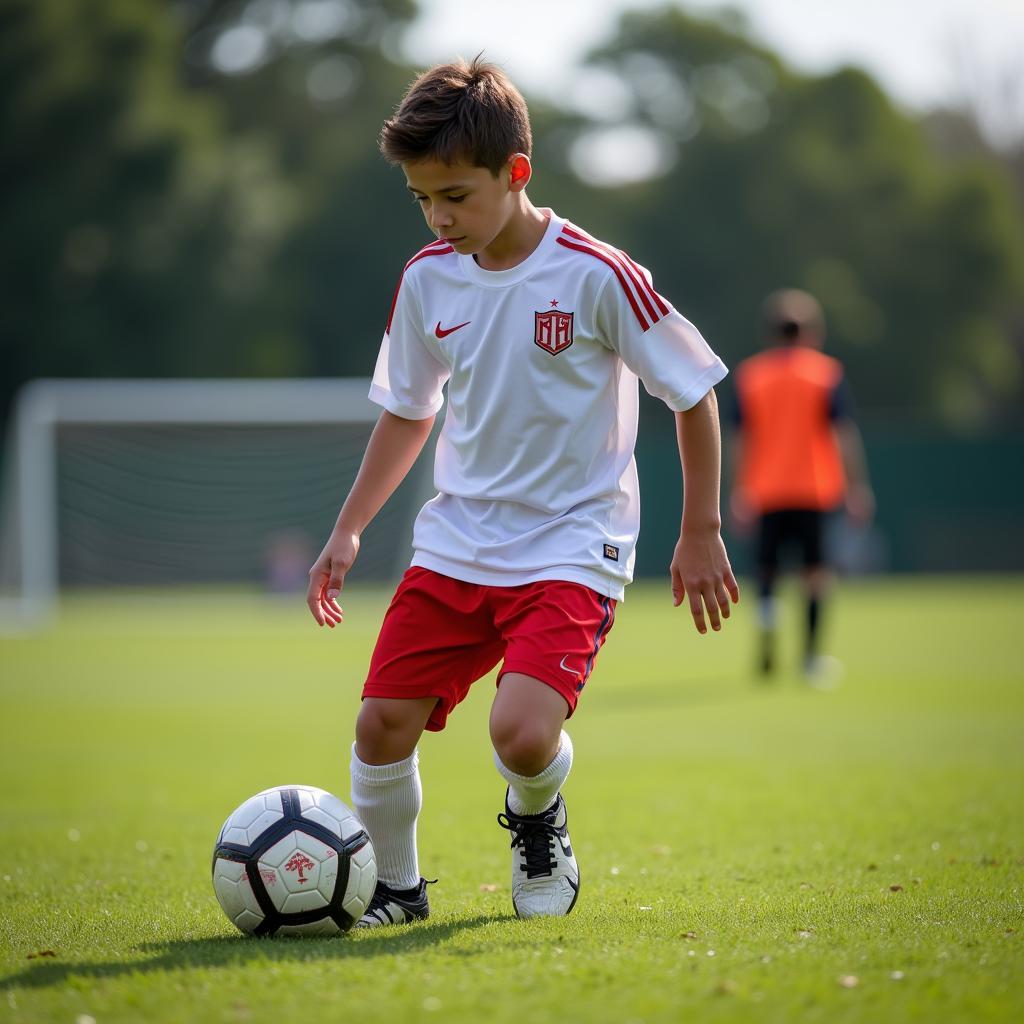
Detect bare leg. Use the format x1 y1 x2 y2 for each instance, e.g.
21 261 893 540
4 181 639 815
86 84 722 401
355 696 437 765
801 565 833 664
758 565 779 676
489 673 568 777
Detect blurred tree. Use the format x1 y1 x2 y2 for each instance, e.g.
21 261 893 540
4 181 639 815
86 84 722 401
0 0 428 430
926 47 1024 426
0 0 292 425
534 7 1024 430
173 0 426 378
4 1 1021 435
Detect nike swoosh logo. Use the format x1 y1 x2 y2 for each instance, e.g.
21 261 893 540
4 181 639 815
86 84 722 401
558 655 578 676
435 320 471 338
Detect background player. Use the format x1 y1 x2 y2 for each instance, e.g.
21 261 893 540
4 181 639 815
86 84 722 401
729 288 874 684
307 59 739 926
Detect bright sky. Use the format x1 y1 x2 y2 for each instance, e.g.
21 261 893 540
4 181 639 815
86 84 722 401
403 0 1024 144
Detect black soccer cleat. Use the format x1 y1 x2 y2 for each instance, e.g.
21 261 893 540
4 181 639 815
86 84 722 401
355 877 434 928
497 791 579 918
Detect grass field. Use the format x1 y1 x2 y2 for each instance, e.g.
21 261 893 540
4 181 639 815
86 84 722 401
1 577 1022 1023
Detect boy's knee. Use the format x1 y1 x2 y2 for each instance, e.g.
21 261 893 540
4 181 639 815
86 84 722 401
490 716 560 777
355 698 430 765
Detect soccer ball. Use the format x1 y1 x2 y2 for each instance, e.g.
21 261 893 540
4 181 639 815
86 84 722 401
212 784 376 936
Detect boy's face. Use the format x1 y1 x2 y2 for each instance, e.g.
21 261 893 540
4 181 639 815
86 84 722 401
403 156 521 255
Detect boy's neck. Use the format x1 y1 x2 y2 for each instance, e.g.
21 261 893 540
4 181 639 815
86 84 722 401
474 199 549 272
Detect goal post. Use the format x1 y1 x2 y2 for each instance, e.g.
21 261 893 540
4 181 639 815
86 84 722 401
0 378 436 627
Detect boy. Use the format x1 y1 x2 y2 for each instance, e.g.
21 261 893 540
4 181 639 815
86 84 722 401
307 59 738 926
729 288 874 683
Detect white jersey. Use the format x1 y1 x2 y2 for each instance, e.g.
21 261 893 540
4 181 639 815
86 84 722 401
368 210 727 600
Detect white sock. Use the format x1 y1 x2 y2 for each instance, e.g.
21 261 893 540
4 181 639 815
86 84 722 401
494 730 573 815
349 745 422 890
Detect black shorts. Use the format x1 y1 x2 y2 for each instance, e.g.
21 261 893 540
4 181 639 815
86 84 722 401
757 509 825 572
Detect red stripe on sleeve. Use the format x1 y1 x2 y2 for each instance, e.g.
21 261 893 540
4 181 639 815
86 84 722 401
556 236 650 331
562 225 670 324
385 242 454 336
620 250 671 317
562 225 658 323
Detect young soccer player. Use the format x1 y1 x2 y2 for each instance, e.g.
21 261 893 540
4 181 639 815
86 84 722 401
729 289 874 684
307 59 738 926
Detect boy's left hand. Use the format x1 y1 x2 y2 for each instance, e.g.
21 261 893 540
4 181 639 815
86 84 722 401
670 527 740 634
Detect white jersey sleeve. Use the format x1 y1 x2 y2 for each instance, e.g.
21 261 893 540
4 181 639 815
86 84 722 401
595 260 727 411
368 267 449 420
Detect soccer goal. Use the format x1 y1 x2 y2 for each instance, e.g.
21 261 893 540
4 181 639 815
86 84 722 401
0 379 436 627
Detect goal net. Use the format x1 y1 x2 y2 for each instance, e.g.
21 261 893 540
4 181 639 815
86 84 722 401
0 379 436 625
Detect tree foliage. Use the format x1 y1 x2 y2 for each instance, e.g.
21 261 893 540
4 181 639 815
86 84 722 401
539 7 1024 428
0 0 269 424
2 0 1022 431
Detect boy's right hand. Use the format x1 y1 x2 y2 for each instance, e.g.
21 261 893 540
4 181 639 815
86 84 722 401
306 530 360 628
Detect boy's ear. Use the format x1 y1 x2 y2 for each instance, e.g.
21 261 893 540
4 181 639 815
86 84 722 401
508 154 532 191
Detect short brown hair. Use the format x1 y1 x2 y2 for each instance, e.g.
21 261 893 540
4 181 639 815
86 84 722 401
379 58 532 175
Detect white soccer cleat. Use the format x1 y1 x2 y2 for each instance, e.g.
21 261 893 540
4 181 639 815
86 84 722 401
497 792 579 919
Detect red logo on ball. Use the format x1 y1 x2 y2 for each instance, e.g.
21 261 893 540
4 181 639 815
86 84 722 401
284 852 316 884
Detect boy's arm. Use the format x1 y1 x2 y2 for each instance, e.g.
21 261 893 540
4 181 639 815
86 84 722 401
725 430 756 534
723 390 754 533
307 410 435 627
670 388 741 634
835 420 875 526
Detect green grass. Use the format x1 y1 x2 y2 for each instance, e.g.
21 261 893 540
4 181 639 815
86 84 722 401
1 578 1021 1023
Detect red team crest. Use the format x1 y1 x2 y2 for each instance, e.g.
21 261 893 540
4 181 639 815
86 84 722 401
534 310 574 355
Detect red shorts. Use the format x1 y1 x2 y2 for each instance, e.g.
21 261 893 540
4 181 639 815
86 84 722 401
363 567 616 732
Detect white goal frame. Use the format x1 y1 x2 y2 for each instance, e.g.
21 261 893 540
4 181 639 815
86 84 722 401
0 378 421 627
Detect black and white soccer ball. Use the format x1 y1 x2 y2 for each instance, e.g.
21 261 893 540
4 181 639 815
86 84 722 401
212 784 376 936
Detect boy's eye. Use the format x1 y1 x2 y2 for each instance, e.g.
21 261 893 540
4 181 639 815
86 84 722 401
411 193 465 205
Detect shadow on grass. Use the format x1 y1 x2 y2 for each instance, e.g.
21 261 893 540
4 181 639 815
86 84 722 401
3 913 502 991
